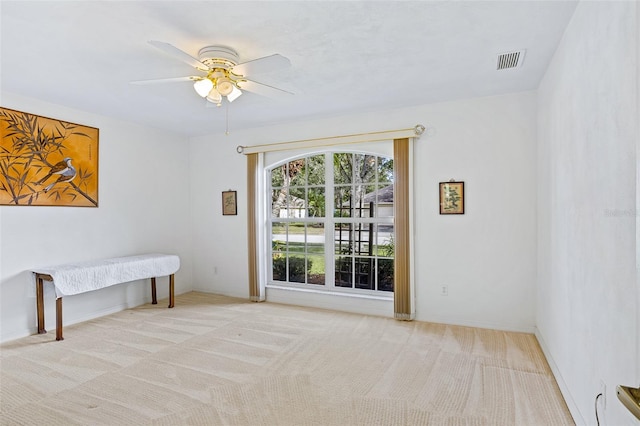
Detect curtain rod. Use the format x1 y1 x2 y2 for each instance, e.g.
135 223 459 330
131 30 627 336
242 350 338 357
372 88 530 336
236 124 426 155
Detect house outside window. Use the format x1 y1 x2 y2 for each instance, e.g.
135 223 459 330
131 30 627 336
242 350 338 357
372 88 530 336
269 152 394 294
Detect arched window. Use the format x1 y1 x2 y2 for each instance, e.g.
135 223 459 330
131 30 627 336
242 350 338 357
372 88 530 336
268 152 394 294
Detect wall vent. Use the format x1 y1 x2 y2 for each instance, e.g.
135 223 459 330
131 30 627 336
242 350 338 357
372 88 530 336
496 50 526 70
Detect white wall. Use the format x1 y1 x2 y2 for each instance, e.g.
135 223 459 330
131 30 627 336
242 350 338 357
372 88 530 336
637 0 640 394
190 90 537 333
414 93 537 332
537 2 638 424
0 93 193 343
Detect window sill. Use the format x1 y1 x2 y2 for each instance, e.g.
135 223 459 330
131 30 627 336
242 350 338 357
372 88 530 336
266 283 393 301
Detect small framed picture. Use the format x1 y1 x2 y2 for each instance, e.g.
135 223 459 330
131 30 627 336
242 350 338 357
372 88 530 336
439 181 464 214
222 190 237 216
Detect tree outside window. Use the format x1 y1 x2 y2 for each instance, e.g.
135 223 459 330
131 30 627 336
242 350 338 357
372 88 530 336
269 152 393 293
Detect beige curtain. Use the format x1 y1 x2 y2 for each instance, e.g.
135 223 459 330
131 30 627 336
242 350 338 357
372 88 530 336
241 126 422 307
247 153 261 301
393 138 413 320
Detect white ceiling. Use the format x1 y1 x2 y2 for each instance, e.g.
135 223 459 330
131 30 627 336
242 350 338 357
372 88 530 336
1 1 577 137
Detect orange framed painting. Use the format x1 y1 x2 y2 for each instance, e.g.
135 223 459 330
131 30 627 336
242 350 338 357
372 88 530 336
0 107 98 206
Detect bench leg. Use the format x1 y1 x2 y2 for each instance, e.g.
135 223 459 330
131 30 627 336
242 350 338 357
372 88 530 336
36 276 46 334
168 274 175 308
151 277 157 304
56 297 64 341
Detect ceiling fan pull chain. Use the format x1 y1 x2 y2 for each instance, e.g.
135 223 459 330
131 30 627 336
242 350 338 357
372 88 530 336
225 102 230 136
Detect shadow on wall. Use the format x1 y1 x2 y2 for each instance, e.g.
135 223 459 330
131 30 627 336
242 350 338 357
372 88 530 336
1 271 40 341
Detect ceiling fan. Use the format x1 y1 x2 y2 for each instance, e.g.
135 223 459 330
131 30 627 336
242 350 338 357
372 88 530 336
131 41 293 106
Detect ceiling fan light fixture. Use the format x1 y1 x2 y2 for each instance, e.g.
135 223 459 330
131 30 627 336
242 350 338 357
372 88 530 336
227 86 242 103
193 78 214 97
216 78 234 96
206 88 222 105
140 41 293 121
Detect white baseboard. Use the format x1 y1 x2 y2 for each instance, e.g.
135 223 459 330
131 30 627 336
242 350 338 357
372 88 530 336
266 286 394 318
62 296 150 325
0 292 184 344
535 327 583 425
0 327 35 344
194 287 249 300
415 313 535 334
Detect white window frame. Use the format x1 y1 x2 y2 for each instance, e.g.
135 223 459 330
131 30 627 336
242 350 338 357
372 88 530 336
265 149 395 298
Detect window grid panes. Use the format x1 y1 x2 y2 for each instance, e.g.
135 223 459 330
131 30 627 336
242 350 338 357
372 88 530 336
269 152 393 294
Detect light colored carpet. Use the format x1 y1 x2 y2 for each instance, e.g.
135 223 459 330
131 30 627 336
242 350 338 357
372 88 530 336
0 292 574 425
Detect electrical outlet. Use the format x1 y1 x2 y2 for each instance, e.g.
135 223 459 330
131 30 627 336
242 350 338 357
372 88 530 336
600 380 606 410
441 285 448 296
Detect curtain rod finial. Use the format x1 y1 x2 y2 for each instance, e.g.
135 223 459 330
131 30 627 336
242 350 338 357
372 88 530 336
236 146 244 154
414 125 426 136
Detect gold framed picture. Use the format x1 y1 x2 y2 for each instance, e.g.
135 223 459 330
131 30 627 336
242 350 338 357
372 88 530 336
0 107 99 207
439 181 464 214
222 190 237 215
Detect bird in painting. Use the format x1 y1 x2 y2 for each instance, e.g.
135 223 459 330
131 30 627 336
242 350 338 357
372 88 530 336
37 157 77 192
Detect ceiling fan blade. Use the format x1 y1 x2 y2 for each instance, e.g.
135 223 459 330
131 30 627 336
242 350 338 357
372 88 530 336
130 76 200 85
238 79 294 97
148 40 209 70
231 54 291 77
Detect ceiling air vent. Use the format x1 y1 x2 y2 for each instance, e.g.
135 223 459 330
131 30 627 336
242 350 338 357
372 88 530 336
496 50 526 70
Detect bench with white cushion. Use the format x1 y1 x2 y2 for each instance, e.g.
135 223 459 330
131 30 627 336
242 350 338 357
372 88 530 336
32 253 180 341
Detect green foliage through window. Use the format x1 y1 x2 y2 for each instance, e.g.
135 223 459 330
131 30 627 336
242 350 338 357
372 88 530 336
269 151 394 292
